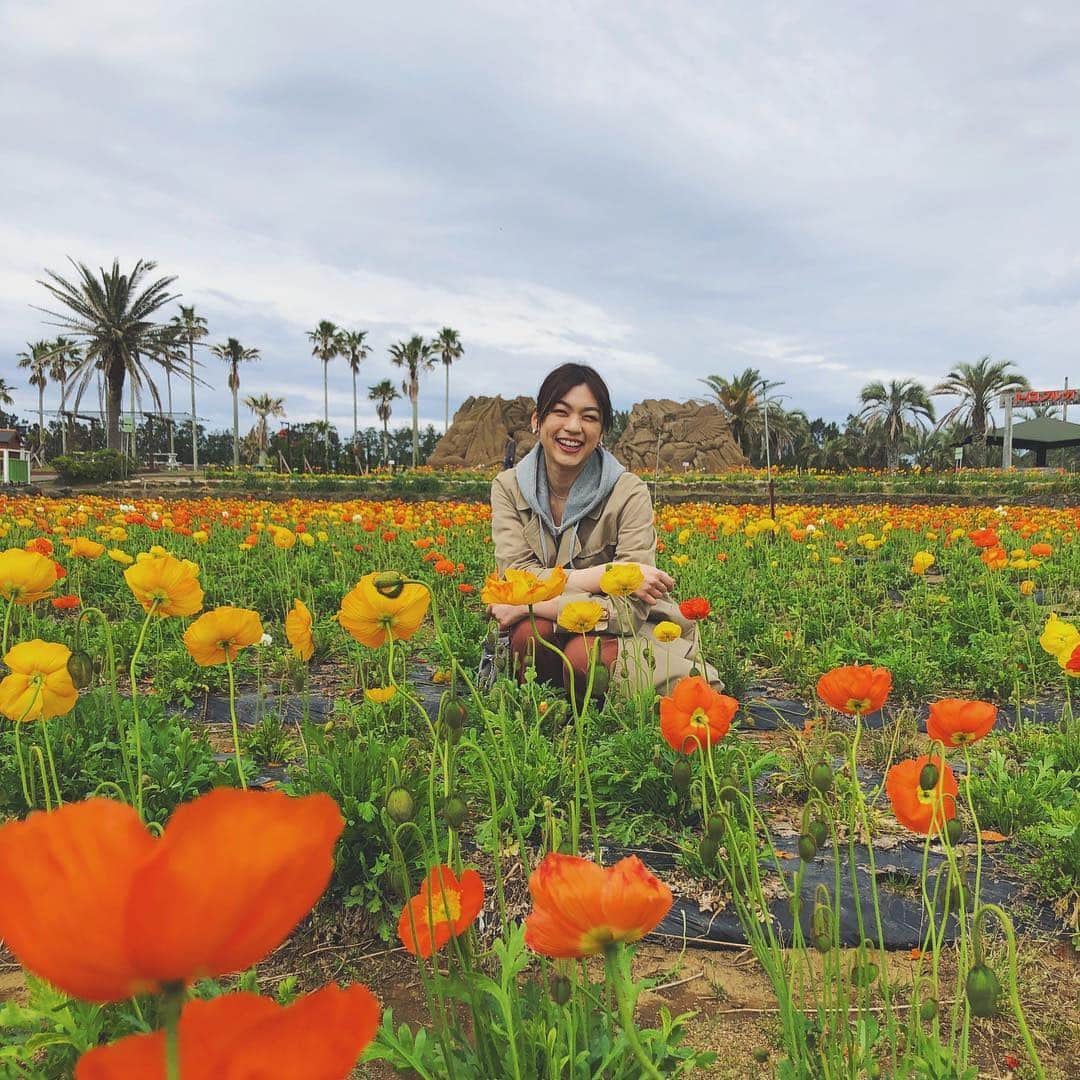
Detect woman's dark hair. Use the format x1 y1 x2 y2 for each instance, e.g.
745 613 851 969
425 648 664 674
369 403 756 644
535 364 614 431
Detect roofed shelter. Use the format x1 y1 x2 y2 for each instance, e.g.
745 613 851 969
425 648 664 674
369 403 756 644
965 416 1080 466
0 429 31 484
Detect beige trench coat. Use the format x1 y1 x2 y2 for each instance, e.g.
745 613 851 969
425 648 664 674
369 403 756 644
490 468 721 695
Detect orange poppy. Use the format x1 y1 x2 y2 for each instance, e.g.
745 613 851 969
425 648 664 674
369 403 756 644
74 983 380 1080
183 607 264 667
123 553 203 617
524 853 672 958
678 597 711 620
816 665 892 715
398 865 484 957
0 788 342 1002
285 599 314 661
480 566 567 607
968 528 1000 548
1029 542 1052 557
885 755 957 835
926 699 997 747
659 676 738 753
338 572 431 648
980 545 1007 570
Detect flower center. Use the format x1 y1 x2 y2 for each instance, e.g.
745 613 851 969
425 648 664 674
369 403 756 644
427 888 462 925
845 696 872 712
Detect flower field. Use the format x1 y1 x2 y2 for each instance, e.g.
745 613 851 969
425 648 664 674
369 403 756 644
0 492 1078 1078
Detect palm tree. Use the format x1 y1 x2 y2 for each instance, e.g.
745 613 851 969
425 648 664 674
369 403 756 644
36 259 177 451
339 329 370 458
0 379 13 407
170 305 209 471
244 393 286 459
368 379 400 466
210 338 261 468
858 379 936 470
47 337 81 453
933 357 1029 467
307 320 341 470
389 335 434 467
431 327 464 433
17 341 52 453
700 368 782 456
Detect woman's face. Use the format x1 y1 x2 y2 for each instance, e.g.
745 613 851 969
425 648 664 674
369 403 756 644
533 383 604 472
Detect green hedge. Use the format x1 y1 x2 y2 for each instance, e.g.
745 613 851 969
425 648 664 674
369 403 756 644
51 450 135 484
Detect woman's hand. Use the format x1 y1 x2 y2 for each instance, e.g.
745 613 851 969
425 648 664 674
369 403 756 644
487 603 529 631
633 564 675 606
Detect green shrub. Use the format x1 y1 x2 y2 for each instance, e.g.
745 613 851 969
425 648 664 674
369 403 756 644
51 450 134 484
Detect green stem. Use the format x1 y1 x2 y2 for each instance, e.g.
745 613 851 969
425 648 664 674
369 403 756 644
162 984 184 1080
40 721 63 807
1 595 14 656
605 946 662 1080
225 653 246 790
129 601 159 820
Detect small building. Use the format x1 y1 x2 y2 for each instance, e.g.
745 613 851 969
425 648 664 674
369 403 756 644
0 429 31 484
972 416 1080 467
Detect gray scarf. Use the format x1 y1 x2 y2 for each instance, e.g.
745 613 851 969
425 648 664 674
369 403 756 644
515 444 624 566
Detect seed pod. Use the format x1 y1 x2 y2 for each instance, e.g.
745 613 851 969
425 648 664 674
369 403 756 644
919 998 938 1022
672 757 692 794
372 571 406 598
549 974 572 1006
443 795 468 830
965 963 1001 1018
811 902 832 953
919 762 940 791
442 697 467 732
699 836 719 868
66 650 94 690
797 833 818 862
706 813 726 841
945 818 963 846
810 762 833 794
386 787 415 824
807 818 828 848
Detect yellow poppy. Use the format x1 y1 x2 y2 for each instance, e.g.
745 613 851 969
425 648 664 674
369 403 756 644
285 599 314 661
0 549 58 606
67 537 105 559
911 551 935 575
107 549 134 566
183 607 264 667
599 563 644 598
1039 613 1080 659
557 601 605 634
652 621 682 643
124 553 204 618
0 640 78 722
1019 580 1036 596
338 572 431 648
480 567 567 607
364 686 397 704
272 528 297 550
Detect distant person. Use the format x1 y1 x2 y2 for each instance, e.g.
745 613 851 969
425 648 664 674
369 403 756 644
502 434 517 471
487 362 720 697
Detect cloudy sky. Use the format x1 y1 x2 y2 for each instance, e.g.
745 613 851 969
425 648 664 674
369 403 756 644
3 0 1080 433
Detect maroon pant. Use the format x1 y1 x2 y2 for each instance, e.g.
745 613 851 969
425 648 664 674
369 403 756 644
509 617 619 692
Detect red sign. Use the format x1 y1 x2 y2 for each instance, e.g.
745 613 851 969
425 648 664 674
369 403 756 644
1012 389 1077 405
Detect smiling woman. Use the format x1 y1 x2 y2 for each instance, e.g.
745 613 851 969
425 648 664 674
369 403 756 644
488 362 721 698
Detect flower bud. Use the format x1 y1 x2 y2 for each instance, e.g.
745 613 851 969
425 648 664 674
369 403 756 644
919 762 940 791
672 757 692 794
807 818 828 848
588 662 610 697
945 818 963 846
851 960 879 986
919 998 938 1022
549 975 572 1006
798 833 818 862
810 762 833 794
811 902 832 953
699 836 719 868
372 571 406 598
965 963 1001 1018
443 794 468 830
706 813 726 841
386 787 415 824
442 697 467 732
66 650 94 690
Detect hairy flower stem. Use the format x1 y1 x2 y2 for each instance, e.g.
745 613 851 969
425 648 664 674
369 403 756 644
162 984 184 1080
224 653 246 790
128 600 160 820
1 595 14 656
78 607 132 801
606 946 662 1080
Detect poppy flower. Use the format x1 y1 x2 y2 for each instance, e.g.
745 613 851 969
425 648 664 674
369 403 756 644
457 583 475 594
926 699 997 747
652 621 682 643
123 553 204 617
107 549 133 565
397 865 484 957
816 665 892 715
0 788 343 1002
24 537 54 556
678 597 711 620
1029 543 1052 557
556 601 605 634
51 594 81 610
183 607 264 667
0 548 58 605
1058 643 1080 678
338 572 431 648
364 686 397 704
0 640 79 722
67 537 105 560
598 563 645 598
980 545 1007 570
524 853 672 958
911 551 935 575
968 528 1000 548
1039 613 1080 658
271 527 297 550
480 566 567 607
285 599 314 661
659 676 738 753
886 755 957 835
74 982 380 1080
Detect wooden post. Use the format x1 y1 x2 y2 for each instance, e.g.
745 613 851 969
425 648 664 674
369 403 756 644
1001 394 1014 469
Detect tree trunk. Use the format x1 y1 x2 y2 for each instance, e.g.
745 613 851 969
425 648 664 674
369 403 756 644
106 364 123 453
189 340 199 472
232 375 240 469
59 378 67 454
444 362 450 433
323 360 330 472
382 421 389 466
37 385 44 453
411 392 419 468
167 368 175 456
352 370 358 472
